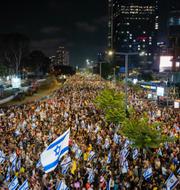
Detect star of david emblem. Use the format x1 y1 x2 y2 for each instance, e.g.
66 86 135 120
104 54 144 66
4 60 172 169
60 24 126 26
54 145 61 156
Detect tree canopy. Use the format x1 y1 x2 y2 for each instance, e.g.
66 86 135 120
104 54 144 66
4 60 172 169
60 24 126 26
94 88 126 124
121 116 172 149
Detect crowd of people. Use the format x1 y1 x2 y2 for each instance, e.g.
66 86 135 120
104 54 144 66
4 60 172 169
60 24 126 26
0 73 179 190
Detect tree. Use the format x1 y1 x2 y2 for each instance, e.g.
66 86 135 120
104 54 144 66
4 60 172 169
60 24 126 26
121 116 172 149
25 50 50 74
94 88 126 124
0 33 29 74
121 115 173 189
0 63 8 76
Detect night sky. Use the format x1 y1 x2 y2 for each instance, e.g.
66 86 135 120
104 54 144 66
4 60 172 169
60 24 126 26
0 0 172 67
0 0 107 66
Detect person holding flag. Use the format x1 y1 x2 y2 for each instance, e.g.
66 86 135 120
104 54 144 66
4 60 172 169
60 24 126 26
40 129 70 173
165 173 179 190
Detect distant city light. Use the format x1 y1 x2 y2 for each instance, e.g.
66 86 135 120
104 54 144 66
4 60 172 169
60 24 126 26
159 56 173 72
108 50 114 56
133 78 138 84
139 51 145 56
156 87 164 97
11 77 21 89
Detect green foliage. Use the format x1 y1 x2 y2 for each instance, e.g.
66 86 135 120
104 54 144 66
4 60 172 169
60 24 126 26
121 116 171 149
94 88 126 124
128 82 142 93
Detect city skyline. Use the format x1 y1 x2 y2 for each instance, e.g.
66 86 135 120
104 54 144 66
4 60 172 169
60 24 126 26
0 0 175 66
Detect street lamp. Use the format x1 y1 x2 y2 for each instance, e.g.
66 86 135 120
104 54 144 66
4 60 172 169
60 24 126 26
108 50 139 113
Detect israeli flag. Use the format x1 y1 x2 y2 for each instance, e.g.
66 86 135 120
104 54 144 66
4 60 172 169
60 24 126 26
61 156 71 168
16 159 21 171
75 148 82 159
124 139 130 148
0 150 6 164
132 149 138 160
5 169 11 182
113 133 119 144
166 173 179 190
122 160 128 174
62 164 70 175
143 167 153 180
61 156 71 175
8 176 19 190
97 135 102 145
177 168 180 175
121 148 129 162
88 170 94 184
40 129 70 173
11 157 17 172
88 151 96 161
107 152 111 164
104 138 110 149
56 180 69 190
10 153 17 163
18 179 29 190
157 148 163 157
71 143 79 153
36 160 41 168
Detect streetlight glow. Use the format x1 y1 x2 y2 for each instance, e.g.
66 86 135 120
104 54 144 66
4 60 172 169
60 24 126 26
108 50 114 56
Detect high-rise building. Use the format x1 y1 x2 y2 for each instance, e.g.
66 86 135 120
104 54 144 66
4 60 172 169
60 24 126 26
108 0 159 68
55 46 69 66
168 0 180 71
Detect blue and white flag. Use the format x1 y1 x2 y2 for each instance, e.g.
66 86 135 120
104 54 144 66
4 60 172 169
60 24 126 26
61 164 70 175
75 148 82 159
88 151 96 161
10 153 17 163
107 152 111 164
165 173 179 190
8 176 19 190
61 156 71 175
5 169 11 182
0 150 6 164
61 156 71 168
132 149 138 160
18 179 29 190
164 142 169 150
113 133 119 144
11 157 17 172
36 160 41 168
56 180 69 190
88 170 94 184
16 159 21 171
106 180 111 190
157 148 163 157
124 139 130 148
71 143 78 153
122 160 128 174
120 148 129 162
143 167 153 180
104 138 110 149
177 168 180 175
97 135 102 145
40 129 70 173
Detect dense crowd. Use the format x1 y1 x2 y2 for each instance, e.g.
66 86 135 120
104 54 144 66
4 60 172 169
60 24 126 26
0 74 179 190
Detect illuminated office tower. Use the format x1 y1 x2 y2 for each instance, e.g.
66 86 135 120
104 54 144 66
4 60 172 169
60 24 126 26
108 0 159 67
